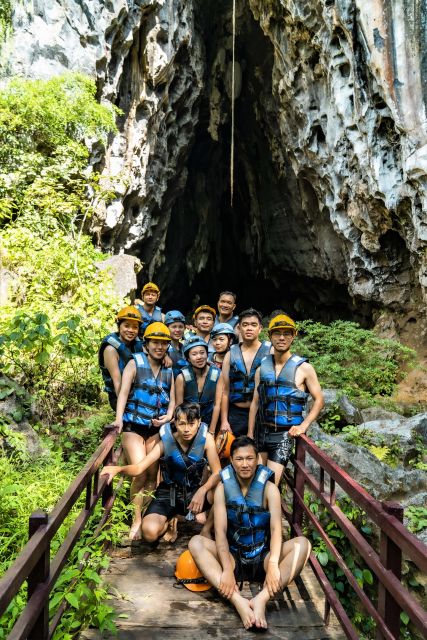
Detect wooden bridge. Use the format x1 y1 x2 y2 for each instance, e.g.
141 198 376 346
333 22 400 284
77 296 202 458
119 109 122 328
0 426 426 639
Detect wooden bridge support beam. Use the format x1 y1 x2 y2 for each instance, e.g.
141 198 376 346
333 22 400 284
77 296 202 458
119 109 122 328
28 510 49 640
377 501 403 640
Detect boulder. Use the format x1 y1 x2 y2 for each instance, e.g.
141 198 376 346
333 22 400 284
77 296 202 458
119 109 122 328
316 389 362 424
359 406 404 423
0 376 45 458
95 254 142 300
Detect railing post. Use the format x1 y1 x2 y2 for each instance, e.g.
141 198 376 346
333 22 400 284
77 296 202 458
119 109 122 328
28 510 49 640
292 438 306 533
101 424 117 507
376 501 403 640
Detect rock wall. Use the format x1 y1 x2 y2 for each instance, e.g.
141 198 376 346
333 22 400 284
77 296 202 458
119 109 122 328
2 0 427 326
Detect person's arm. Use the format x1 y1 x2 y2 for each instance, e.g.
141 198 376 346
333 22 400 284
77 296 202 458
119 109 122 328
103 346 121 396
288 364 324 437
113 360 136 431
248 368 260 439
208 373 224 435
188 433 221 513
152 375 175 427
264 482 283 597
214 484 237 599
219 352 231 431
101 439 164 483
175 373 184 407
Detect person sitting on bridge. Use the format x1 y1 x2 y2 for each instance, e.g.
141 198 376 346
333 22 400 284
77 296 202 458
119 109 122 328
210 322 236 370
135 281 165 337
175 336 223 436
101 402 221 543
189 436 311 630
112 321 175 542
220 309 271 437
98 306 144 411
165 310 187 379
214 291 239 329
248 314 324 485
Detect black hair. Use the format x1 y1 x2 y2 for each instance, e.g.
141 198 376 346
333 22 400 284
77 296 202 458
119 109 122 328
230 435 258 457
174 402 201 422
238 308 263 324
218 291 237 302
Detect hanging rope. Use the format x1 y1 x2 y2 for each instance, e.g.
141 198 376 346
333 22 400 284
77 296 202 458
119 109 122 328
230 0 236 207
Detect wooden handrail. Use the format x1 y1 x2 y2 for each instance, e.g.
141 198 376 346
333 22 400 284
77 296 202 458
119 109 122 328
0 424 121 639
288 434 427 640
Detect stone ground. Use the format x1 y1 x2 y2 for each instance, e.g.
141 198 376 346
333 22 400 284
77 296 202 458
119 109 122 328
81 522 346 640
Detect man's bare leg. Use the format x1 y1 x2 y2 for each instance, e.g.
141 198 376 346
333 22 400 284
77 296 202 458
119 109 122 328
265 459 285 486
189 535 255 630
141 513 169 542
250 537 311 629
199 506 214 539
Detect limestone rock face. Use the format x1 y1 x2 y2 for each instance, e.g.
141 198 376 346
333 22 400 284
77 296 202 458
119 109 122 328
2 0 427 323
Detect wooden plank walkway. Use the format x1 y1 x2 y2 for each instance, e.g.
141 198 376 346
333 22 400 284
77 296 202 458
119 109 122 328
81 522 346 640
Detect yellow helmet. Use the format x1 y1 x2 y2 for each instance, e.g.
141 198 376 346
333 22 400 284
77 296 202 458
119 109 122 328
268 314 297 335
175 550 211 592
193 305 216 321
142 281 160 295
115 306 142 324
143 321 171 342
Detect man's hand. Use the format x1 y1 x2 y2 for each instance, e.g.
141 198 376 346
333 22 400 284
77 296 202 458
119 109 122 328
220 420 232 433
112 419 123 433
152 415 169 427
264 561 281 597
288 423 308 438
219 568 237 599
163 354 173 368
188 487 206 514
100 465 122 484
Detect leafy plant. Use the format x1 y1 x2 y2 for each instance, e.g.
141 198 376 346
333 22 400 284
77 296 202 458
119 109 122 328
405 506 427 534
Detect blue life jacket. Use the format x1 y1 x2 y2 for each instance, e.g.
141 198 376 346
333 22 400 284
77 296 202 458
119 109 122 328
259 354 309 429
221 464 274 562
123 352 172 426
136 304 162 335
168 343 187 379
180 364 220 424
229 342 271 404
98 333 144 393
214 315 239 329
160 422 208 493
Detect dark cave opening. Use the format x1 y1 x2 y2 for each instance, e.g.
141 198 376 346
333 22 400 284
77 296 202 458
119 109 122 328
136 1 372 325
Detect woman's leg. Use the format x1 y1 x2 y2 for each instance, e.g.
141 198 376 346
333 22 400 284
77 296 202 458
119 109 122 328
122 432 147 540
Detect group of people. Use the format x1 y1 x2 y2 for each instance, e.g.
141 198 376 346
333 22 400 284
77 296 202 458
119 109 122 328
99 283 324 630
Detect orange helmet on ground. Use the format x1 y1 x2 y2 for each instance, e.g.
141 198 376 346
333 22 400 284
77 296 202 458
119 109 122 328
215 431 235 460
175 550 211 592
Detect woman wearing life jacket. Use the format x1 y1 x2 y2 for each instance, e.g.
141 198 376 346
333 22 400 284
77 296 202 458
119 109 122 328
112 321 175 542
210 322 236 369
101 402 221 543
98 306 144 410
164 310 187 378
189 436 311 631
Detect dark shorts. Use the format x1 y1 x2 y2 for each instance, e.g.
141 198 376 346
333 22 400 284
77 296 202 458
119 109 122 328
232 549 269 583
122 422 159 440
108 392 117 411
144 482 212 520
228 404 249 437
258 429 294 466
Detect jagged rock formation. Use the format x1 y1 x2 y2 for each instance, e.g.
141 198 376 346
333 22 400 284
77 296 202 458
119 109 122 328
2 0 427 326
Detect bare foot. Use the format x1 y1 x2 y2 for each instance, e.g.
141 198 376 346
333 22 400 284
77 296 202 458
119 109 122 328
232 593 255 630
249 592 268 629
129 522 142 541
161 517 178 543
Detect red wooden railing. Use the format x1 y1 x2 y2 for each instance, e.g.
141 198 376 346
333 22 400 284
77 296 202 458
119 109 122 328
284 434 427 640
0 427 426 639
0 425 121 640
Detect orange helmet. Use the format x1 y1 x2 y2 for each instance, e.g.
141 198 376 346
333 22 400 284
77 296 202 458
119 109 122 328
175 550 211 592
115 306 142 324
215 431 235 459
193 305 216 321
142 281 160 295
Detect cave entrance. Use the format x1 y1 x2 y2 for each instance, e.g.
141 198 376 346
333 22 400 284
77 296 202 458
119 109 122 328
149 1 367 323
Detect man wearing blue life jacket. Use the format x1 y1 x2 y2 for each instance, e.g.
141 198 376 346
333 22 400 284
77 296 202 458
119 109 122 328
164 310 187 378
214 291 239 329
135 281 165 337
112 321 175 542
220 309 271 437
98 306 144 410
189 436 311 631
175 336 223 435
102 402 221 543
248 314 324 485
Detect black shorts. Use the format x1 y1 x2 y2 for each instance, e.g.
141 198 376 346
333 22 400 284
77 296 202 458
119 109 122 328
228 404 249 437
108 392 117 411
258 429 293 466
144 482 212 520
232 549 269 583
122 422 159 439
